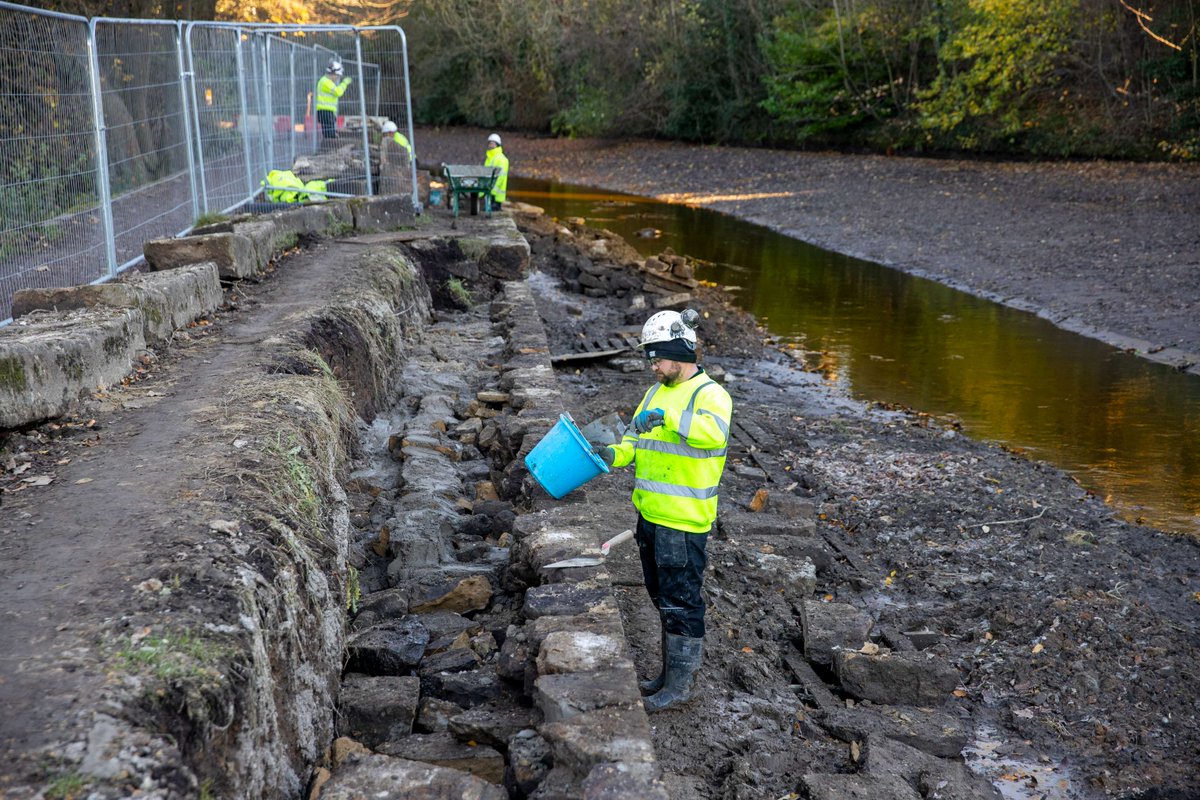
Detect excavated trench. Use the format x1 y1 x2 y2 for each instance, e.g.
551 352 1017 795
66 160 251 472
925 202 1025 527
306 240 667 798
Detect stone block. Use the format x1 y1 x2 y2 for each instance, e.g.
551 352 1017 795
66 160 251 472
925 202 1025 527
479 224 531 280
416 697 464 733
377 732 504 784
745 551 817 597
818 705 971 759
802 600 874 667
423 668 502 707
863 734 1002 799
522 584 614 620
506 730 551 798
418 647 480 676
449 706 538 749
0 307 145 429
268 201 354 237
319 753 506 800
232 220 277 272
346 618 431 675
536 630 630 675
353 195 416 231
800 772 922 800
144 232 259 280
834 649 959 707
719 510 818 541
534 666 641 723
336 673 420 747
540 706 655 776
11 263 222 346
409 575 493 614
582 762 670 800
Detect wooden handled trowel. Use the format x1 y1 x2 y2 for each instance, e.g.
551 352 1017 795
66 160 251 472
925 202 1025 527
542 529 634 569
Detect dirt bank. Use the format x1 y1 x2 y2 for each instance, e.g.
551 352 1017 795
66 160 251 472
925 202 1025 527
419 127 1200 367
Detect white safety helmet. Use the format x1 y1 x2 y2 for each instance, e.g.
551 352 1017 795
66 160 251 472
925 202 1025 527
381 121 398 134
487 133 502 147
328 58 344 75
638 309 700 349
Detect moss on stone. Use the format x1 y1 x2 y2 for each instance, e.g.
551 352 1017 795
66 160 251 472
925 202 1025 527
0 356 28 391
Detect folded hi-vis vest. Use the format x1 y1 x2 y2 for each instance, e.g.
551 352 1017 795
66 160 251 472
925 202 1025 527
610 370 732 533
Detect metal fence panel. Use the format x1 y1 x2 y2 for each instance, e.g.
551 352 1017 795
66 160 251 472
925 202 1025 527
359 26 417 207
92 19 195 271
0 7 416 325
0 4 104 321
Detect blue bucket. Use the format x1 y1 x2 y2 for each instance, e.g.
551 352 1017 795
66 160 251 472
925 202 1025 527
525 413 610 499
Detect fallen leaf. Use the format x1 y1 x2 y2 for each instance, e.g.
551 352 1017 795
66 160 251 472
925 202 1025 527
850 741 860 762
12 463 30 476
55 458 71 466
859 642 880 655
953 689 968 697
1032 642 1044 654
74 478 93 485
741 646 754 653
21 475 53 486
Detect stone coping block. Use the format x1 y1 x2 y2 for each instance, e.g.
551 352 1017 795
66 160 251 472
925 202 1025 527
523 584 615 620
232 220 277 273
540 706 656 776
802 599 874 667
535 666 641 723
144 232 259 280
267 201 354 237
352 195 417 232
536 630 630 675
11 263 222 346
0 307 145 429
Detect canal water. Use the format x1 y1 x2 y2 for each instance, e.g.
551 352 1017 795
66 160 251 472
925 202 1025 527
512 178 1200 538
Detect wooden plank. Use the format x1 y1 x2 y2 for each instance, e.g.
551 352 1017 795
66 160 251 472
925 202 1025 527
783 652 840 712
550 348 628 365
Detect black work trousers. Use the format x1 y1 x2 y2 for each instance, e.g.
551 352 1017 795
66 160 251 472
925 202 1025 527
317 109 337 139
635 515 708 638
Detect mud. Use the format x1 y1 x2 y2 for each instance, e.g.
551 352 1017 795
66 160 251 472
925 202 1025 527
512 208 1200 799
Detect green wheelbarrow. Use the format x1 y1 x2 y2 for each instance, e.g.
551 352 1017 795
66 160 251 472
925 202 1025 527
442 164 501 228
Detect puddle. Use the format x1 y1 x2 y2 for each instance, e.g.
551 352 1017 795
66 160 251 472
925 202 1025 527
966 725 1077 799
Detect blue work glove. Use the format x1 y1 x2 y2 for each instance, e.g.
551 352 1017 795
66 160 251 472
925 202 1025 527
591 444 616 467
632 408 665 435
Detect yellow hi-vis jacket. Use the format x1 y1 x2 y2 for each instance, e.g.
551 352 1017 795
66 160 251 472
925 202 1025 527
390 131 413 158
484 145 508 203
263 169 306 202
610 370 732 533
316 74 351 113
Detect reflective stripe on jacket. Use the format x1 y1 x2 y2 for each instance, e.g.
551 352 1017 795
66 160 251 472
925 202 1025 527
484 146 508 203
316 74 350 113
610 370 732 533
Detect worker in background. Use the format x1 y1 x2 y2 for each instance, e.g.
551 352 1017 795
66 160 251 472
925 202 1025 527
262 169 306 202
381 120 413 161
484 132 508 210
316 58 352 141
592 309 732 712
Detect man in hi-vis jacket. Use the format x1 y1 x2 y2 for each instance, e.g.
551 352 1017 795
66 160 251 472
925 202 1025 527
593 309 732 712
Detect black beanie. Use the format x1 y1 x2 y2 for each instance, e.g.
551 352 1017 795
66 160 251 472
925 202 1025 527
644 338 697 363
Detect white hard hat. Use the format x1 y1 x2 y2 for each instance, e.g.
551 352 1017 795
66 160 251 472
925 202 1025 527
328 58 344 74
381 121 397 134
638 309 699 349
487 133 502 146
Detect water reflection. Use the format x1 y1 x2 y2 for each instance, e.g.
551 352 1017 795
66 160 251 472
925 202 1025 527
513 178 1200 536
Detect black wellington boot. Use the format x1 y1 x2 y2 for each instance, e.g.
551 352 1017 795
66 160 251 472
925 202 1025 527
639 613 667 695
643 633 703 712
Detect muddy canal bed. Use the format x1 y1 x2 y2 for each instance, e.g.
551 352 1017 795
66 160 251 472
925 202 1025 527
511 205 1200 799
